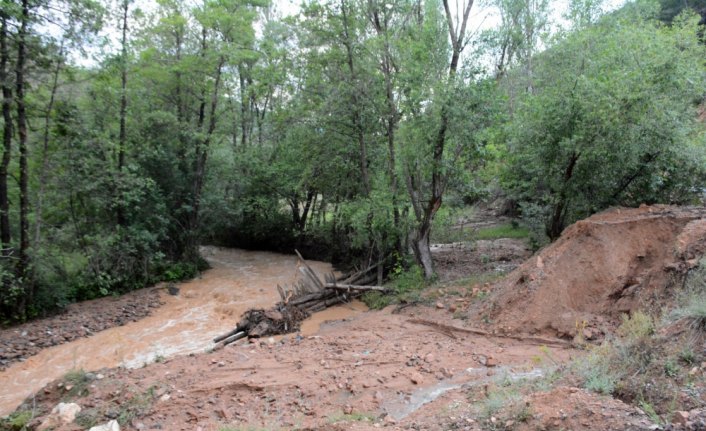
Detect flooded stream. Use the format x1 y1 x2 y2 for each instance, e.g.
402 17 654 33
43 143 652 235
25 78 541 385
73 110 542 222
0 246 366 416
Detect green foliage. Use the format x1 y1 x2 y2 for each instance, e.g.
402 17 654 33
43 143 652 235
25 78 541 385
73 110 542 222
327 411 376 424
501 10 706 238
362 264 426 309
62 369 92 399
0 411 32 431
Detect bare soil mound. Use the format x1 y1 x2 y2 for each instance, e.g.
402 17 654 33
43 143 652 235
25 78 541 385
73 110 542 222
472 205 706 339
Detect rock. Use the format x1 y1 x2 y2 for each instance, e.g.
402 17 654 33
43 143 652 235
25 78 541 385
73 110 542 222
95 373 105 380
37 402 82 431
343 404 353 415
167 284 179 295
410 372 424 385
673 411 689 425
424 353 435 363
485 356 498 367
449 304 457 313
436 302 444 309
89 420 121 431
582 328 594 340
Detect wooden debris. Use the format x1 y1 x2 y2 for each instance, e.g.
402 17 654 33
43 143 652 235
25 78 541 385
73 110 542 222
407 318 572 347
213 250 383 347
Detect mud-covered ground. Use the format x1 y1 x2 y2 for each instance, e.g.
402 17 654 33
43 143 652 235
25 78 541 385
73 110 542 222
16 306 666 431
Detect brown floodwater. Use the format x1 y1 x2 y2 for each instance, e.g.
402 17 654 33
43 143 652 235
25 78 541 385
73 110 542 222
0 246 367 416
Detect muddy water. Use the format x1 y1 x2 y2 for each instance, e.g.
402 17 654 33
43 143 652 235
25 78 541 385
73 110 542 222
0 246 366 416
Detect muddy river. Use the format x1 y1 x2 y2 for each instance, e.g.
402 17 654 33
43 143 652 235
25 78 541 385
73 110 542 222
0 246 366 416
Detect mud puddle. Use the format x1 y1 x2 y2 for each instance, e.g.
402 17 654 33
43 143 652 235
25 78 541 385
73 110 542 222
0 246 365 416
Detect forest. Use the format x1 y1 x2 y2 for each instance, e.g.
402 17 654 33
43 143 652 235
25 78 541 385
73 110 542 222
0 0 704 322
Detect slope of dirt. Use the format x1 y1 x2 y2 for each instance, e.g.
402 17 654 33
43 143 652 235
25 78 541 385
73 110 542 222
470 205 706 339
0 288 164 371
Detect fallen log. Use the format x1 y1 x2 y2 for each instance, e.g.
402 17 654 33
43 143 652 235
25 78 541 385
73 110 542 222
212 251 387 346
407 318 572 347
324 283 389 292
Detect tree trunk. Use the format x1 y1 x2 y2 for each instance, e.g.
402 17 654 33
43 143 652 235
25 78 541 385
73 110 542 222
35 44 64 246
187 57 224 256
0 13 12 258
117 0 129 227
369 2 402 250
341 0 371 196
405 0 474 278
411 222 434 279
547 152 579 240
16 0 30 310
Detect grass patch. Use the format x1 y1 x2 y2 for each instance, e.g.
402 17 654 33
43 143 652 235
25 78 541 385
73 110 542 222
327 411 376 424
61 369 92 399
76 385 157 428
667 257 706 331
0 411 33 431
474 224 530 240
574 309 702 416
362 265 425 310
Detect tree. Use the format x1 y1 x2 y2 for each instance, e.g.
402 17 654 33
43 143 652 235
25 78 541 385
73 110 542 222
401 0 476 278
502 11 706 240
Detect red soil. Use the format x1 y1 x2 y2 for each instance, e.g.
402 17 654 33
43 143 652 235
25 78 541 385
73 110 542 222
472 205 706 339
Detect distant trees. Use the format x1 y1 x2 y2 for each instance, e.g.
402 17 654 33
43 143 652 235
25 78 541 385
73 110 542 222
0 0 705 321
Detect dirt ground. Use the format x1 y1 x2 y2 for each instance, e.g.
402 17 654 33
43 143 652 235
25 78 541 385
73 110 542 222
432 239 531 282
19 306 660 431
6 204 706 430
0 288 164 371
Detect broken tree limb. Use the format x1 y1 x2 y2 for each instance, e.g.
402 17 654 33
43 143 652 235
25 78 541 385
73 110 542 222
324 283 389 292
220 331 246 346
213 327 244 343
407 319 571 347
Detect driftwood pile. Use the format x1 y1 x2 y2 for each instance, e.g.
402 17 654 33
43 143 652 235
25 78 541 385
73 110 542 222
213 251 387 348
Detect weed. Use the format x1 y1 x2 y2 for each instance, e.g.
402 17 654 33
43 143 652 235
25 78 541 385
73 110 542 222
668 259 706 331
361 291 392 310
679 347 696 365
664 359 679 378
363 265 425 309
669 291 706 331
114 386 157 425
0 410 32 431
475 224 530 240
327 411 376 424
62 369 91 399
639 400 662 425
